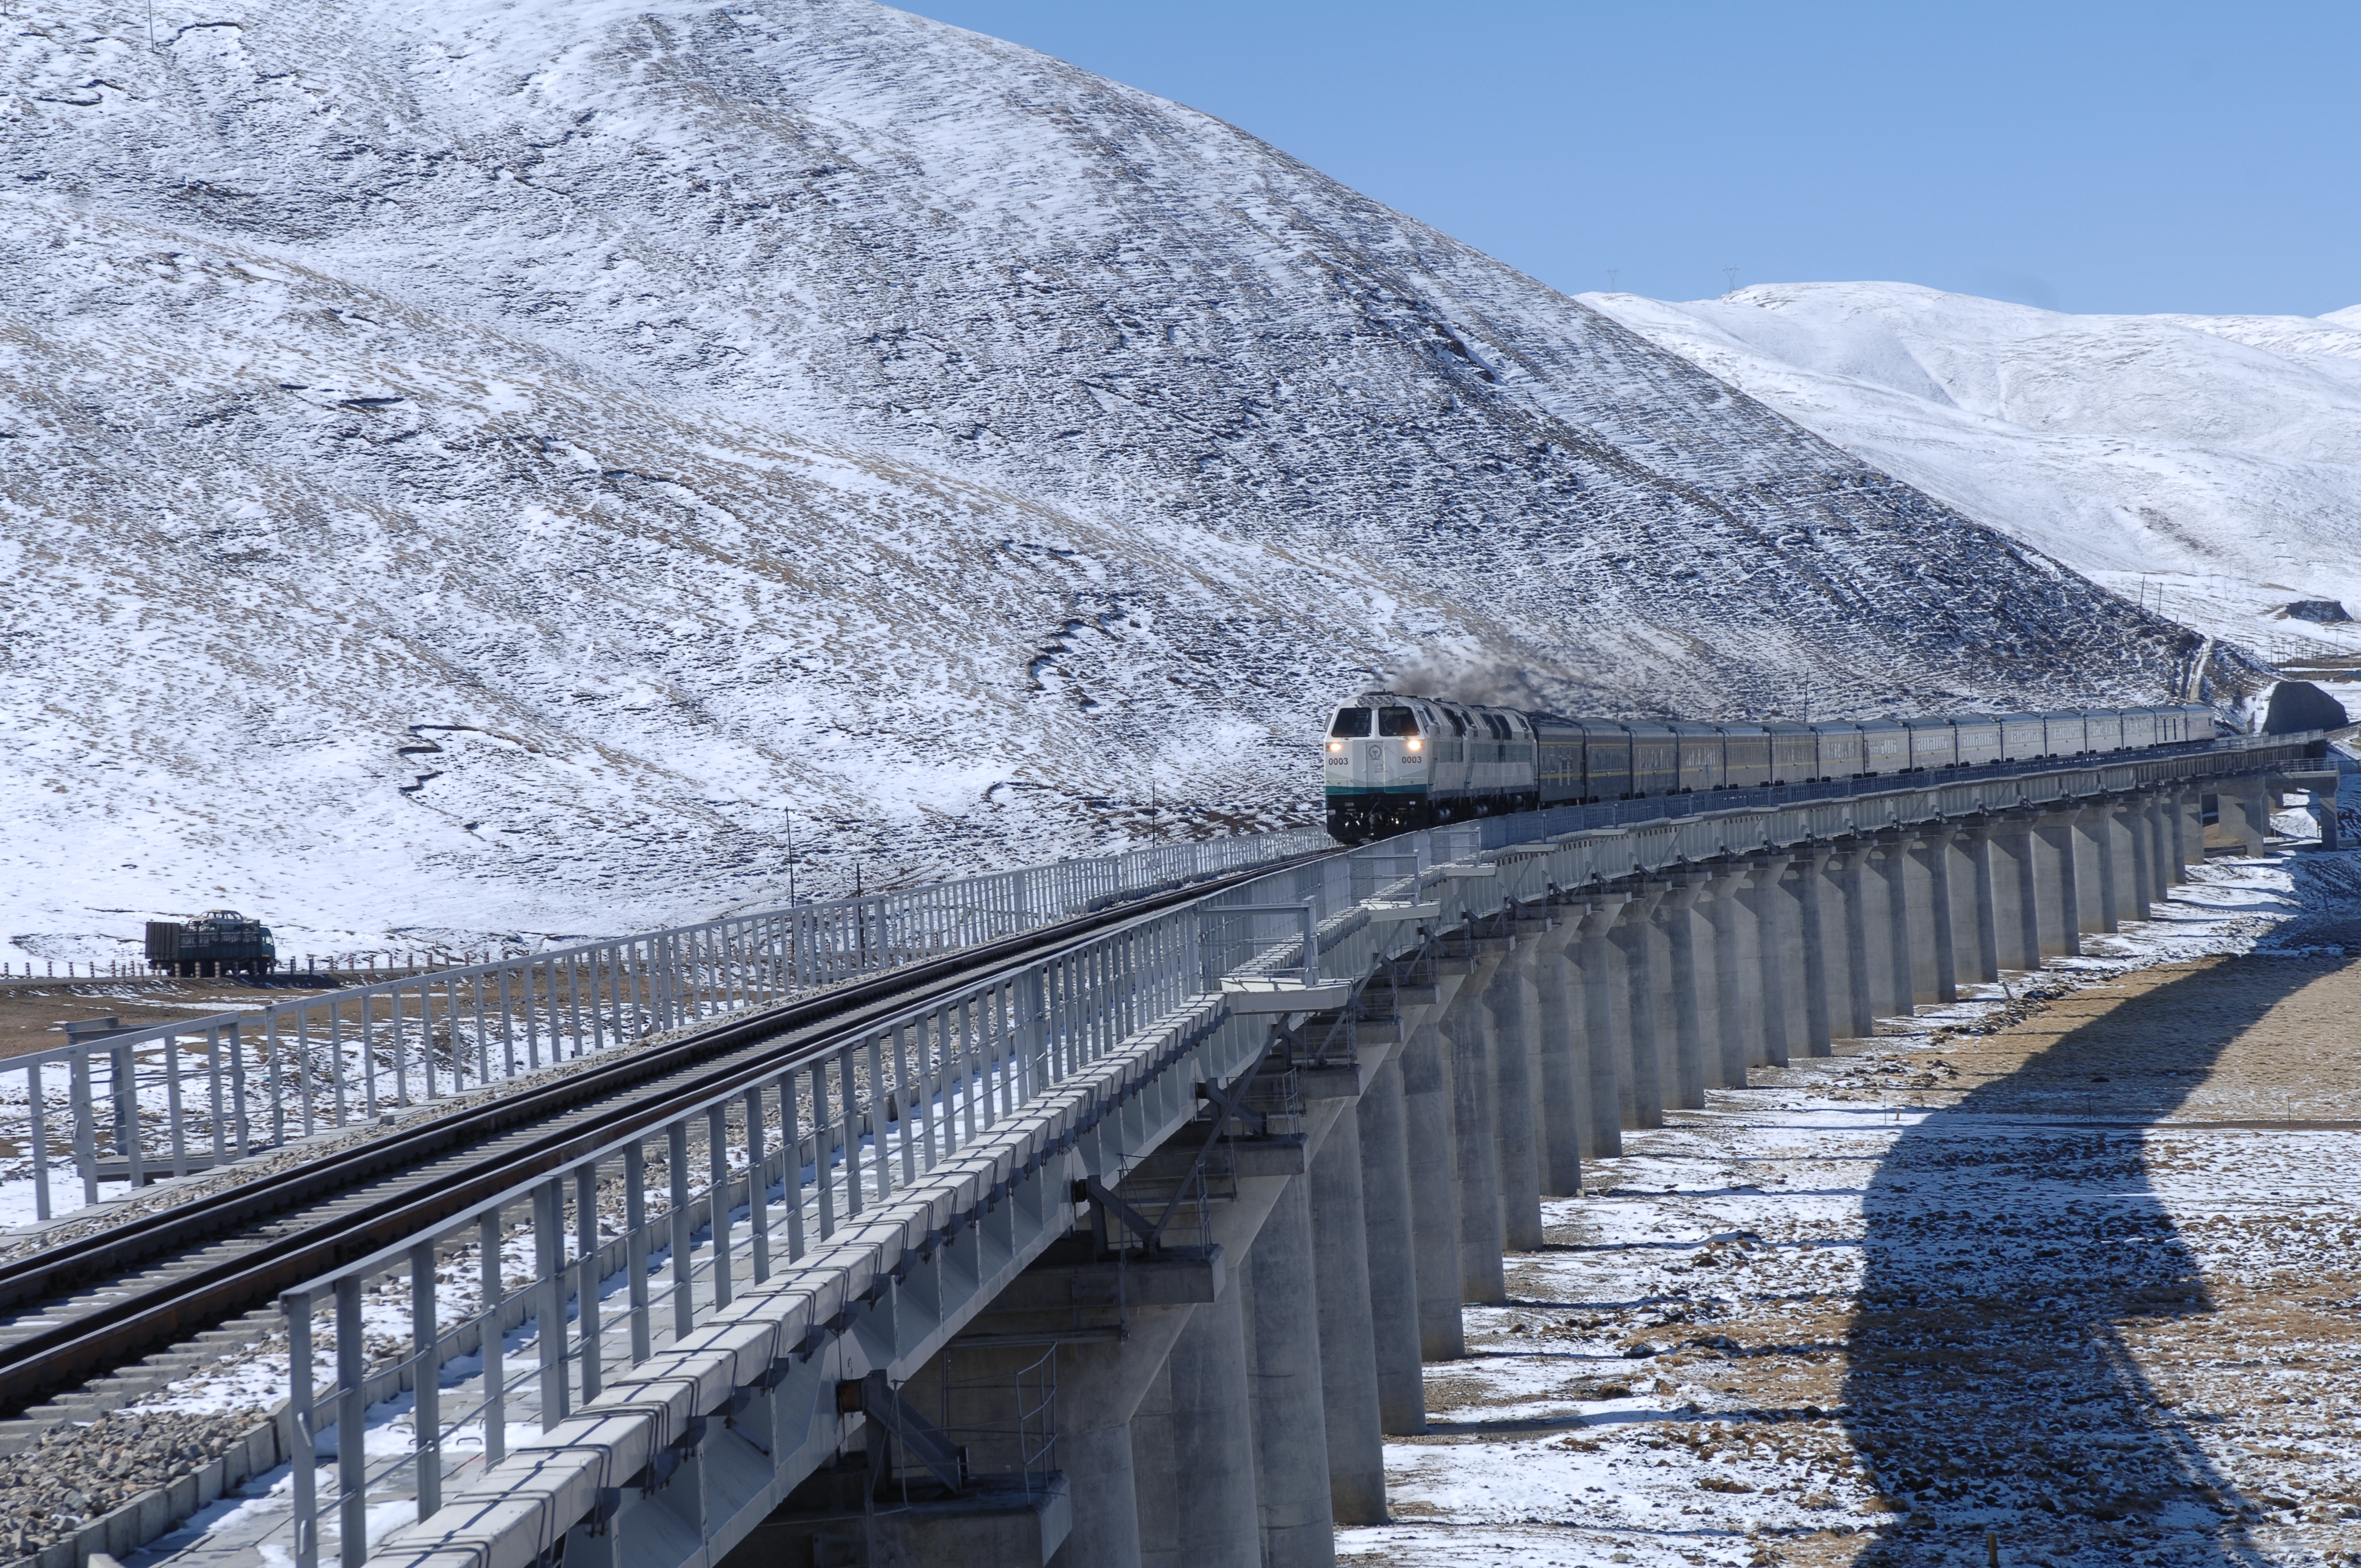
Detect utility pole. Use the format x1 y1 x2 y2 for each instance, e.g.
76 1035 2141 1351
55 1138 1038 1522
1723 266 1739 295
785 810 795 906
1607 269 1619 291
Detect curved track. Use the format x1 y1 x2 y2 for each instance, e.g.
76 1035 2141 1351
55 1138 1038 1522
0 854 1326 1418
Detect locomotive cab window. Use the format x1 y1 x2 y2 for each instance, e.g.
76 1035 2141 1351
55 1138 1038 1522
1378 707 1420 737
1330 709 1373 738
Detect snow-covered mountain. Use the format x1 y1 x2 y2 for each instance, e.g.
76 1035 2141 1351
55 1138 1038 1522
1584 282 2361 671
0 1 2196 963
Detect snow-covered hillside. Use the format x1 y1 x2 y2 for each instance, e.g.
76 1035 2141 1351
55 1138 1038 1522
0 1 2194 962
1584 282 2361 670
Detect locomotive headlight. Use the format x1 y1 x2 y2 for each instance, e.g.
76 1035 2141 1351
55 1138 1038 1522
1326 741 1343 754
1405 738 1422 752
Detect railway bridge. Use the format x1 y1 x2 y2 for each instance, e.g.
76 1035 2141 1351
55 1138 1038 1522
0 732 2331 1568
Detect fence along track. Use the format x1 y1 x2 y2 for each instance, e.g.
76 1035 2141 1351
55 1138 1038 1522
0 844 1333 1424
286 733 2320 1568
0 831 1329 1229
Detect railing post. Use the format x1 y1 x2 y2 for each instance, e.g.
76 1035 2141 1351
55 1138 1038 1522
336 1273 366 1568
625 1142 652 1363
70 1050 96 1206
112 1039 142 1188
28 1061 48 1222
575 1163 602 1403
285 1289 319 1568
668 1121 695 1341
480 1209 505 1466
410 1240 441 1520
708 1105 732 1311
746 1086 770 1284
228 1020 251 1156
535 1179 568 1430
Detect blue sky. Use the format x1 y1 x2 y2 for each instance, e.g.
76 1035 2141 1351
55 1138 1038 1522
902 1 2359 318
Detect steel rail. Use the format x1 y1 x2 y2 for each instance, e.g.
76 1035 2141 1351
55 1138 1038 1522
0 851 1332 1419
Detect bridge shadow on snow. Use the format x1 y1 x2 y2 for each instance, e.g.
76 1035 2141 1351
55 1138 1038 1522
1838 940 2355 1566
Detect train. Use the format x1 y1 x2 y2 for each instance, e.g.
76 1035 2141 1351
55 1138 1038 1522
145 910 279 977
1321 694 2216 843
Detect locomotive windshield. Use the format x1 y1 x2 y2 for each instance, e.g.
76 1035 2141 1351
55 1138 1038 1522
1330 709 1373 738
1377 707 1419 737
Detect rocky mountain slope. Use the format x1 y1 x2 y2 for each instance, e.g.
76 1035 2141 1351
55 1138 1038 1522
1585 282 2361 668
0 0 2196 961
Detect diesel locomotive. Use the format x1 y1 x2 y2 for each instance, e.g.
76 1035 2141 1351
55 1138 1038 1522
1321 693 2214 843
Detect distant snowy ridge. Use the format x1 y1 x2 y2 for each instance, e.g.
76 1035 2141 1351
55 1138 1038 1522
0 1 2195 961
1583 282 2361 666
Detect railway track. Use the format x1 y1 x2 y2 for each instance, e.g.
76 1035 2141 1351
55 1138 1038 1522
0 854 1326 1424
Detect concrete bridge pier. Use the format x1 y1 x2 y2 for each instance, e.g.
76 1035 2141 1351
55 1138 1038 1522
1576 897 1631 1149
1790 847 1836 1055
1864 832 1913 1022
1396 1016 1465 1360
1948 821 2000 988
1352 1057 1426 1434
2032 809 2082 959
1611 887 1668 1125
1483 938 1547 1251
1658 879 1710 1108
2174 787 2204 875
2216 776 2272 855
1526 916 1590 1191
1244 1173 1338 1568
1701 867 1757 1083
1743 856 1798 1068
1443 940 1511 1304
1905 825 1956 1004
1827 845 1877 1041
2070 804 2117 937
2119 795 2155 922
1307 1111 1387 1527
1158 1285 1259 1568
1987 813 2042 974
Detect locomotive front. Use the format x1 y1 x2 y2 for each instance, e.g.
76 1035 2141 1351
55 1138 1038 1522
1323 695 1432 843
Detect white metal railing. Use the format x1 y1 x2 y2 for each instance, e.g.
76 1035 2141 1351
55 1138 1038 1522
279 848 1406 1568
266 732 2317 1568
0 829 1329 1227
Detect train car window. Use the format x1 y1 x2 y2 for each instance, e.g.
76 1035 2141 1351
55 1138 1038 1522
1378 707 1419 737
1330 709 1372 738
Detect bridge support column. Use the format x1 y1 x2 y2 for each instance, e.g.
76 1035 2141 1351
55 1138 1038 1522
1353 1061 1424 1433
1396 1019 1463 1360
1826 845 1876 1041
2174 787 2204 876
1165 1282 1260 1567
2033 810 2082 958
1485 939 1546 1251
1743 856 1797 1068
1792 848 1836 1055
1445 940 1510 1303
2070 804 2116 936
1243 1174 1337 1568
1576 897 1629 1151
2123 794 2157 917
1865 833 1914 1021
2150 791 2182 900
1658 880 1709 1107
1611 888 1668 1125
2104 798 2139 925
1309 1113 1386 1525
1906 825 1955 1004
1951 821 1999 987
1701 867 1755 1083
2221 775 2271 856
1988 813 2042 973
1529 917 1587 1191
